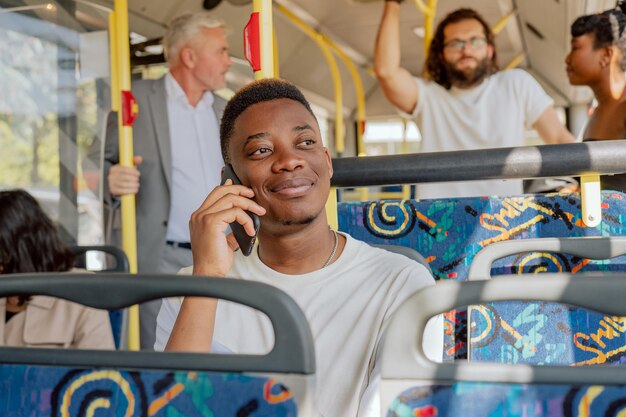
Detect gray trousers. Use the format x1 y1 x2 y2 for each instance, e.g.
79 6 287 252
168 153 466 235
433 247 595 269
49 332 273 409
139 244 193 350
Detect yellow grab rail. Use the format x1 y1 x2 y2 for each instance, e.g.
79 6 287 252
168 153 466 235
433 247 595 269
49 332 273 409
401 118 411 199
112 0 139 350
505 53 525 70
108 13 119 112
325 187 339 231
276 4 344 155
492 11 515 35
320 35 367 157
321 38 369 201
276 3 350 228
411 0 434 15
253 0 275 79
273 28 280 78
412 0 439 57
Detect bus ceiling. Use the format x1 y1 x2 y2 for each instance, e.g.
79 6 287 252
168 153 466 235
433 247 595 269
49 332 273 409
43 0 617 116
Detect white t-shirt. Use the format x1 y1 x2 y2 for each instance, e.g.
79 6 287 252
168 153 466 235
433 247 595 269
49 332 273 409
409 69 554 199
155 232 441 417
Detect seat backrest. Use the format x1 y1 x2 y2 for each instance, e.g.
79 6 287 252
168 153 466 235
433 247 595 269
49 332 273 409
70 245 130 272
466 236 626 365
0 273 316 417
381 273 626 417
468 236 626 281
338 191 626 360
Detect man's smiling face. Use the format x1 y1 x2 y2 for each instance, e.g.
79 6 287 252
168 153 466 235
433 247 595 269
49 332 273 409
228 98 333 230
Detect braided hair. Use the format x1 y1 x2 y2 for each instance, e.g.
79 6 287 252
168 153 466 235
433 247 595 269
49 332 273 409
571 1 626 70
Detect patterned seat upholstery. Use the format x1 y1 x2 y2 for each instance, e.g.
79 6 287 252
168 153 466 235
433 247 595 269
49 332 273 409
338 191 626 361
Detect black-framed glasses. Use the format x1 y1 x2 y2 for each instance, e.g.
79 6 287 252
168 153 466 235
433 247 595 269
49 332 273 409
443 37 488 52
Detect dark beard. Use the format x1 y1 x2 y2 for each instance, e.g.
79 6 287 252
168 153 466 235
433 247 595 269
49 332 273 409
445 56 492 88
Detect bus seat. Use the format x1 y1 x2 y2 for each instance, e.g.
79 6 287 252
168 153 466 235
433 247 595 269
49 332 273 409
469 236 626 281
372 244 431 273
70 245 130 273
380 273 626 416
70 245 130 349
337 191 626 360
466 236 626 365
0 273 315 417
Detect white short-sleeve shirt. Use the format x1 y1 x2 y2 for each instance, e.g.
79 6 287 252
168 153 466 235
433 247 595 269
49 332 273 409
409 69 554 199
155 233 442 417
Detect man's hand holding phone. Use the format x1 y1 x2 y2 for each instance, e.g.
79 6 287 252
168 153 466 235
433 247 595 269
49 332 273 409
189 170 265 277
220 164 261 257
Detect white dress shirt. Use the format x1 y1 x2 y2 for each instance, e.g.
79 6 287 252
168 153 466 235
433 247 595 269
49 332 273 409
164 73 224 242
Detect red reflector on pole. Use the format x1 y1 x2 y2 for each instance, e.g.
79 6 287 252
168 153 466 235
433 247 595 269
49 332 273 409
121 90 138 126
244 12 261 71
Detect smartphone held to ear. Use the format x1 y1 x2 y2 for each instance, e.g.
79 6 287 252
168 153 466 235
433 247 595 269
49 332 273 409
221 164 261 256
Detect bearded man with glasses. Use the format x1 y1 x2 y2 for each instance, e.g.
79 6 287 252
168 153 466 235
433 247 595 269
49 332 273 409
375 5 575 199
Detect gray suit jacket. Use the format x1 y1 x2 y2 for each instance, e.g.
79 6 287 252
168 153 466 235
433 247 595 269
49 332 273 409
103 76 227 273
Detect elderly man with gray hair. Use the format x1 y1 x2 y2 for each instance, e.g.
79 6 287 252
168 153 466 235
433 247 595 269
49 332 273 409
103 12 232 349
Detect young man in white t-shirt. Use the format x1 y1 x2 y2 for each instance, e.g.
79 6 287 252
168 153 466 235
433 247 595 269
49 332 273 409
156 79 442 417
375 4 575 199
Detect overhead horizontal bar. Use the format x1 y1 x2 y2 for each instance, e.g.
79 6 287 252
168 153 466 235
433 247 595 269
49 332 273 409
330 140 626 187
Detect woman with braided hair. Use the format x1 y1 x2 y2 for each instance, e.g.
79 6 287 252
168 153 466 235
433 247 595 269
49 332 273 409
566 2 626 192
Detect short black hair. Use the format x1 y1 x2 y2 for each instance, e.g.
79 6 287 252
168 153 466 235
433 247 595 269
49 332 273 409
220 78 317 163
571 3 626 69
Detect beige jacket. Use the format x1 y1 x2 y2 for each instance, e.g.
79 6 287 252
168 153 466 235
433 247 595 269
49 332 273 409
0 296 115 349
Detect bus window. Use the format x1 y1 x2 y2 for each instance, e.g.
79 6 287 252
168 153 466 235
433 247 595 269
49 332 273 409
0 7 109 255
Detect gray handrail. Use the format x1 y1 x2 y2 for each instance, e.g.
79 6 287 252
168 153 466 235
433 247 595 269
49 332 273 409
381 273 626 384
70 245 130 273
331 140 626 187
468 237 626 280
0 273 315 374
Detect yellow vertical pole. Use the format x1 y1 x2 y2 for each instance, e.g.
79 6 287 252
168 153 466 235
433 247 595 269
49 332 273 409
492 11 514 35
325 186 339 231
505 53 525 70
275 4 344 156
253 0 275 79
108 13 119 112
424 0 438 53
274 5 343 228
318 42 367 200
113 0 140 351
401 119 411 200
321 36 366 156
412 0 438 58
273 29 280 78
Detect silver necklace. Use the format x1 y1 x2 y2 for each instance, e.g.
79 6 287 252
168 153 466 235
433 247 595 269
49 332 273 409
322 229 339 268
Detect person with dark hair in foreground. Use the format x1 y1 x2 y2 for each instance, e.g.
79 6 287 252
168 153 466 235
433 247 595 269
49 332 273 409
566 3 626 192
155 79 442 417
0 190 115 349
375 3 575 199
